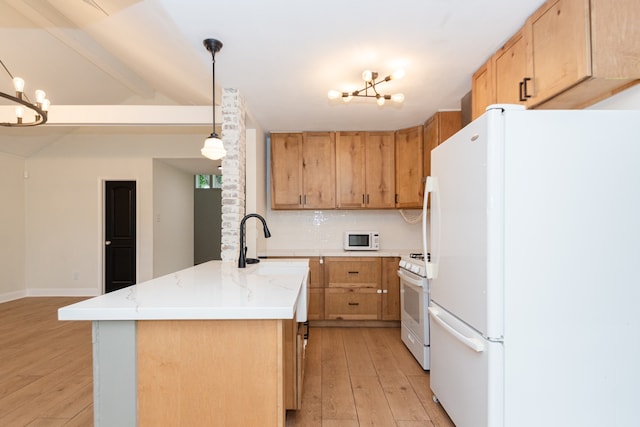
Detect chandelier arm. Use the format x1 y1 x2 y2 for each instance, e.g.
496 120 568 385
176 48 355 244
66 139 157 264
0 91 47 127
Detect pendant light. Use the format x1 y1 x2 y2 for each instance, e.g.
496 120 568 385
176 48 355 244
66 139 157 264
201 38 226 160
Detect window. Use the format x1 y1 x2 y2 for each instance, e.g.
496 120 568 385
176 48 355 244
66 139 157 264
195 174 222 189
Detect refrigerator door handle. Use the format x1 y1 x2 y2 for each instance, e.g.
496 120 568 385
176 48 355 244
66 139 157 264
428 306 486 352
424 176 439 279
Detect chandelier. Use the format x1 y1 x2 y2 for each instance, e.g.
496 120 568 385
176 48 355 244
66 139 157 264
1 59 50 127
328 69 405 106
201 38 226 160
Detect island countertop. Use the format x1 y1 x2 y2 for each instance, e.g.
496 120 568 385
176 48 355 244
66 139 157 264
58 259 310 322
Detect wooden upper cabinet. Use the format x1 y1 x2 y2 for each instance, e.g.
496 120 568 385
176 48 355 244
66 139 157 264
494 28 528 107
423 111 462 179
301 132 336 209
270 132 335 210
335 132 366 208
270 133 303 209
336 131 395 209
524 0 591 106
524 0 640 108
364 132 395 208
471 59 495 120
472 0 640 117
394 126 423 209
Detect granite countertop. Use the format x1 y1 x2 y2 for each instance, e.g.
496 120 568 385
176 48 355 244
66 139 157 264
58 259 310 322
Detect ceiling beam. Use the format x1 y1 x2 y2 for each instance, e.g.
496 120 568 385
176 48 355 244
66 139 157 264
0 105 221 126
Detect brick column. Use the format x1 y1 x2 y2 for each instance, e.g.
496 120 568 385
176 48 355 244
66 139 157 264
220 88 246 262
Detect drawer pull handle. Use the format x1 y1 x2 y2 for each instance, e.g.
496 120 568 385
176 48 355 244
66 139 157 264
348 302 360 306
348 271 359 275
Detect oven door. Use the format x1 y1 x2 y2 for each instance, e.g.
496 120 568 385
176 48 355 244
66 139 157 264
398 269 427 342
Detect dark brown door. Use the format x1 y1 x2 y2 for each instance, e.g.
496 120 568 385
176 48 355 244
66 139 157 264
105 181 136 293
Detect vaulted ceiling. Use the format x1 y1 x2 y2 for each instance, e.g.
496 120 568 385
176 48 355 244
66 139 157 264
1 0 547 158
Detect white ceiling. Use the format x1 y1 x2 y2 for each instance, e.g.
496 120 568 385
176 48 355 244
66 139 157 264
0 0 547 159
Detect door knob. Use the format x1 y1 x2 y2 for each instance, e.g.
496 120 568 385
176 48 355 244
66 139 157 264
105 240 112 246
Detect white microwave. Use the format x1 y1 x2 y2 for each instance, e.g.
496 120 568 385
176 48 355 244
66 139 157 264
344 231 379 251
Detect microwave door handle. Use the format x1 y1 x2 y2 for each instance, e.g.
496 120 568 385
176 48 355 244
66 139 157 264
428 307 486 352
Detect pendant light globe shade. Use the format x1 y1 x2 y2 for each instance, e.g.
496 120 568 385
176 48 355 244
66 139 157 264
201 133 226 160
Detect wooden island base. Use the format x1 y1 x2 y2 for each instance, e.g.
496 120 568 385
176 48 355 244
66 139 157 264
137 319 286 427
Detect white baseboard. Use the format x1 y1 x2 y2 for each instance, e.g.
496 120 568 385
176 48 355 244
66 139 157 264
0 290 28 304
26 288 101 297
1 288 100 304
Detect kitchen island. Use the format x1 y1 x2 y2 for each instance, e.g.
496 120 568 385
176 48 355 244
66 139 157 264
58 259 309 427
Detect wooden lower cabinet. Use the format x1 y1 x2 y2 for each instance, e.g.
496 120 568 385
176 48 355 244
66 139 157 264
381 257 401 321
308 287 325 320
274 256 401 323
324 288 381 320
284 318 305 410
322 256 400 321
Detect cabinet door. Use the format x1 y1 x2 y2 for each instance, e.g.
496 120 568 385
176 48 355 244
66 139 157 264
394 126 424 209
308 288 325 320
302 132 336 209
284 319 304 410
525 0 591 107
308 257 324 320
494 28 528 106
381 257 400 321
423 111 462 180
271 133 303 209
365 132 395 208
336 132 366 208
308 257 324 288
471 59 495 120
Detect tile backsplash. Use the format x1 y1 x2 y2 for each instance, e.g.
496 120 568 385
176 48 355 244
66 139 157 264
265 209 422 252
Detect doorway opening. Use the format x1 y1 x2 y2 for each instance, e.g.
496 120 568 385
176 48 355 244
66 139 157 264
194 174 222 264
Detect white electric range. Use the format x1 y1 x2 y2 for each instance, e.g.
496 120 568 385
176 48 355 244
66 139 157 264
397 253 430 370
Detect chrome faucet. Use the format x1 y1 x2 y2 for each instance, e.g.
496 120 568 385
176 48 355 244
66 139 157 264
238 213 271 268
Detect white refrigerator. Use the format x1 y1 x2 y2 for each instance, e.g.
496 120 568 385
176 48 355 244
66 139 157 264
425 105 640 427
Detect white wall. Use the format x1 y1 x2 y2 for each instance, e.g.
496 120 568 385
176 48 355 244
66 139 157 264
588 84 640 110
0 153 26 302
23 126 206 296
245 128 269 259
152 159 194 277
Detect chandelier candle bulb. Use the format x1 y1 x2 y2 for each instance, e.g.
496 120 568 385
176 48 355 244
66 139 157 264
13 77 24 95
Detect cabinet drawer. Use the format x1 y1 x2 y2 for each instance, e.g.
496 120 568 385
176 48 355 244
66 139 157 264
324 288 380 320
325 257 381 288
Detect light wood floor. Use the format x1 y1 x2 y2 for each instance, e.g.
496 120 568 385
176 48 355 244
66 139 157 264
0 297 454 427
